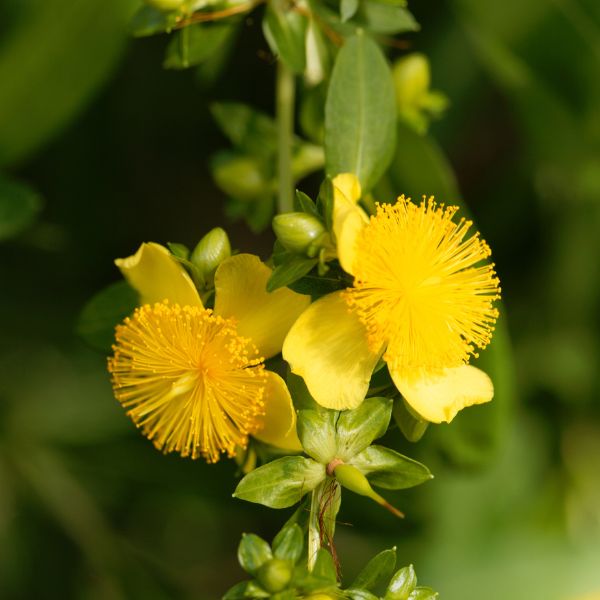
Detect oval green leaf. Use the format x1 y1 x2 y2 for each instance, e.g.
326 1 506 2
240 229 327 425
237 533 272 576
350 445 432 490
335 397 392 460
233 457 325 508
297 409 338 464
272 523 303 563
325 31 396 192
351 547 397 591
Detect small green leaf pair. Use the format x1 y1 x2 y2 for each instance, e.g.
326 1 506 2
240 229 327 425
234 396 432 513
224 523 338 599
346 547 438 600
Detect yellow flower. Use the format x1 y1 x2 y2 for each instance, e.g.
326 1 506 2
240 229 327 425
108 243 309 462
283 174 501 423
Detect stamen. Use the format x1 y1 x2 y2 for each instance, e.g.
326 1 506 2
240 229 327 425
345 196 500 375
108 302 267 462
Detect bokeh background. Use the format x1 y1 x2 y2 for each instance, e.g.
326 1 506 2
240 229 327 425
1 0 599 598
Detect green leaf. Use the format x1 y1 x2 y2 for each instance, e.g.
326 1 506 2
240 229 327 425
294 190 320 217
164 22 235 70
233 457 325 508
346 590 380 600
297 409 338 464
267 256 319 292
263 3 307 73
0 0 136 167
317 177 334 231
408 588 438 600
244 581 270 598
335 397 392 460
352 547 397 591
272 523 303 563
211 102 278 160
167 242 190 260
0 176 42 241
350 446 432 490
130 5 174 37
325 31 396 192
392 398 429 443
287 372 320 411
358 4 419 34
288 266 349 298
76 281 139 352
270 591 297 600
341 0 360 21
237 533 272 576
312 548 337 583
222 580 251 599
385 564 416 599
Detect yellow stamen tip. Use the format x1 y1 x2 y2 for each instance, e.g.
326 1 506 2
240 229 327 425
108 302 267 463
345 197 501 374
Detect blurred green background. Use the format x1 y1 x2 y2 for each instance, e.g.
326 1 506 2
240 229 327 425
1 0 599 598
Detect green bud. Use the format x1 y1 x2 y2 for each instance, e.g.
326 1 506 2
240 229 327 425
143 0 186 12
212 155 267 201
272 212 326 254
386 564 417 600
334 463 404 519
256 558 293 593
191 227 231 286
392 53 430 111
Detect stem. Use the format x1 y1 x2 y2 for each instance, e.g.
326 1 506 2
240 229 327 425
307 478 341 572
276 61 295 214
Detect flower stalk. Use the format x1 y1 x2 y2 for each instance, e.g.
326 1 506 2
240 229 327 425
276 61 295 214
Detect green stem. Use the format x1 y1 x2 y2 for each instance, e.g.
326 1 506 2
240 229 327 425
276 61 295 214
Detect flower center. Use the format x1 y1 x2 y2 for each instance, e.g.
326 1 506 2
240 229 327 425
344 197 500 375
108 302 266 462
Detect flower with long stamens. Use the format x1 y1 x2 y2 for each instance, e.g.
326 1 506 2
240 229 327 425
109 243 309 462
283 175 501 423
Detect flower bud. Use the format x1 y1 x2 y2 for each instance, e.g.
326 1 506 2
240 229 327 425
143 0 186 12
333 463 404 518
272 212 326 254
256 558 293 593
212 155 267 201
392 53 431 111
386 564 417 599
191 227 231 286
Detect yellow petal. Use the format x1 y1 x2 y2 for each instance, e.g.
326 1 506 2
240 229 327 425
332 173 368 275
115 242 202 307
332 173 362 203
253 371 301 451
390 365 494 424
214 254 310 359
282 291 381 410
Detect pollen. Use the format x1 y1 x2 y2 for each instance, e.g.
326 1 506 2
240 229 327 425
108 302 267 463
345 197 501 375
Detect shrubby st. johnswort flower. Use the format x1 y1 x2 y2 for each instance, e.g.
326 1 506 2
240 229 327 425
283 174 501 423
108 243 309 462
